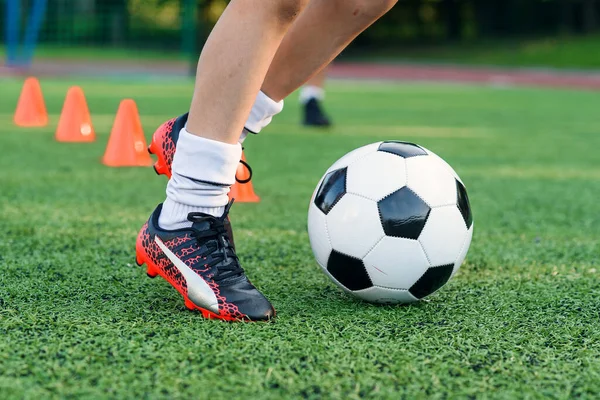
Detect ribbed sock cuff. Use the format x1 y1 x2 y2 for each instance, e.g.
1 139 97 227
158 198 225 230
244 90 284 134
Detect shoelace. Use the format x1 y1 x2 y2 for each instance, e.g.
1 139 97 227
187 200 244 282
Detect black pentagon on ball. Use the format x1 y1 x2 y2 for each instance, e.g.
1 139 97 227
314 168 347 215
327 250 373 291
378 141 428 158
377 187 431 239
456 180 473 229
409 264 454 299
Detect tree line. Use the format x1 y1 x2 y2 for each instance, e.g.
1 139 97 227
1 0 598 48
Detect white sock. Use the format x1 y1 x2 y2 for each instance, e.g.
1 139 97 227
159 128 242 230
244 90 284 134
299 85 325 105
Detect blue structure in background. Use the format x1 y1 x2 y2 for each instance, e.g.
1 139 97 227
4 0 48 67
5 0 20 66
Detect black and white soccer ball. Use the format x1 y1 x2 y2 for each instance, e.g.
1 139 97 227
308 141 473 304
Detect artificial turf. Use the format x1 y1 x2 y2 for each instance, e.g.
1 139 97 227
0 78 599 399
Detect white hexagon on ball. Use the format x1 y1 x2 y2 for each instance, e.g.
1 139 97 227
406 155 458 208
422 147 464 184
326 193 384 259
418 205 469 267
326 142 381 174
363 236 431 289
346 151 407 201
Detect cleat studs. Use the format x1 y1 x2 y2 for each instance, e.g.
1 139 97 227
146 265 158 278
148 140 159 157
153 161 169 177
135 255 144 266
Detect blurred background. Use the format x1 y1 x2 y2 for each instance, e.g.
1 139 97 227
2 0 600 76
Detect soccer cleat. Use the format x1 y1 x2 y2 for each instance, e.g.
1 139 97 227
303 98 332 128
136 201 275 321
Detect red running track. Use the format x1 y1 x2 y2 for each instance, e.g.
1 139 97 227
329 63 600 91
2 59 600 91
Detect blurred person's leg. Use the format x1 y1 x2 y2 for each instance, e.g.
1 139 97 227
300 67 332 127
248 0 397 133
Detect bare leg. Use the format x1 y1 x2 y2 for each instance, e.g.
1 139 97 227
187 0 309 144
263 0 397 102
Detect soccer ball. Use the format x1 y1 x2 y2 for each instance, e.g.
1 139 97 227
308 141 473 304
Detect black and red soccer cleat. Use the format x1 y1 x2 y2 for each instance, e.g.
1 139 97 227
135 201 275 322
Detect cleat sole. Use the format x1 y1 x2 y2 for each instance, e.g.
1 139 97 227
184 299 195 310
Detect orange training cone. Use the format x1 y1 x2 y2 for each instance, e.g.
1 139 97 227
228 151 260 203
14 77 48 127
102 99 152 167
55 86 95 142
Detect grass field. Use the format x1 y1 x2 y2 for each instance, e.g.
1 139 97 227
0 78 599 399
354 35 600 70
